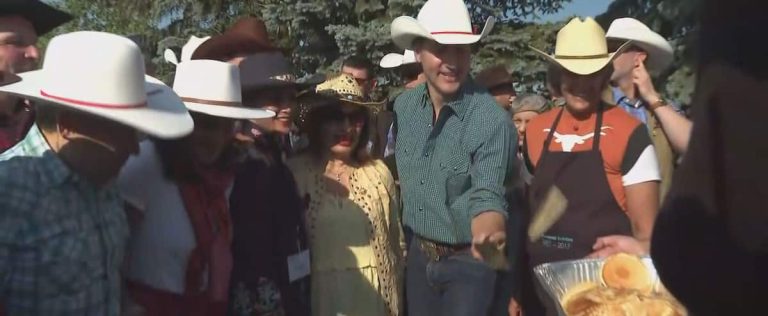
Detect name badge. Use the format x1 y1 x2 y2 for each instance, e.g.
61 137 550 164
287 250 310 282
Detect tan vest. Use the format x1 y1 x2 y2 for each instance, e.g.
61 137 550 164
646 108 676 202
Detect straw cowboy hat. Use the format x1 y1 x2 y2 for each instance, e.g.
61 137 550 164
0 31 193 139
293 73 384 131
315 73 385 109
0 0 72 36
164 35 211 65
379 50 417 69
191 16 276 60
606 17 674 74
531 17 631 75
173 60 275 119
390 0 495 50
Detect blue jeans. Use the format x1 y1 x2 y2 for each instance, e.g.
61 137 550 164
406 239 497 316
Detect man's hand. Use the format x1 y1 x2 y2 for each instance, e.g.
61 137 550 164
587 235 649 259
632 62 662 104
471 211 506 263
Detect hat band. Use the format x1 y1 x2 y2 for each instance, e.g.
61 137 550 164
40 90 147 109
431 31 476 35
181 96 242 107
554 53 610 60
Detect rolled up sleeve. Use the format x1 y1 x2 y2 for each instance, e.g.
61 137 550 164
468 118 516 218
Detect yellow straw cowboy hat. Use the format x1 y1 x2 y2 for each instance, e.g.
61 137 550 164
531 17 632 75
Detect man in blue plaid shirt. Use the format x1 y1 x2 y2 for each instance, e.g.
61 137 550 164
0 31 193 315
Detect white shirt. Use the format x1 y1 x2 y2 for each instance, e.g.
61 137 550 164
118 141 197 294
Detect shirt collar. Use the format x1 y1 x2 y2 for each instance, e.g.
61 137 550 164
38 150 75 187
612 86 626 104
419 80 474 121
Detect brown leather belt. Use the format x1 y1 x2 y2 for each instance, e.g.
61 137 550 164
416 236 471 262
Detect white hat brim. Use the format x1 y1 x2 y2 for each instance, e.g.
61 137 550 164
380 53 405 68
0 70 194 139
185 102 275 120
606 35 673 73
391 16 495 50
530 41 631 75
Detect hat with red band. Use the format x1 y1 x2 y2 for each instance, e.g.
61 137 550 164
390 0 495 50
0 31 193 139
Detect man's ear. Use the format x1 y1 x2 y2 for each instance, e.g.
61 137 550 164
371 78 378 90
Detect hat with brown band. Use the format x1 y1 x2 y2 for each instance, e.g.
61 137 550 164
173 59 275 120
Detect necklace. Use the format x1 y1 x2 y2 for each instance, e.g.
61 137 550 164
325 163 349 182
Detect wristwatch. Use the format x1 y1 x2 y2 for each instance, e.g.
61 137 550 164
648 97 668 111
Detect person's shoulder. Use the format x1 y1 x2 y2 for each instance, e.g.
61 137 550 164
605 105 643 126
528 108 561 130
394 84 425 112
603 105 644 135
0 156 47 213
286 153 316 175
359 159 396 189
119 141 162 183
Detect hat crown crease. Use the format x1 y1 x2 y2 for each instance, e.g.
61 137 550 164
41 31 147 108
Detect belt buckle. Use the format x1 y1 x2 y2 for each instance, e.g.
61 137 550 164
419 238 443 262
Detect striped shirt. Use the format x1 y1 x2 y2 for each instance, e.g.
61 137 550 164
394 81 515 245
0 150 129 315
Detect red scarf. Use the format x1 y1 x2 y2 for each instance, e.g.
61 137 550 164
179 167 234 300
127 167 234 316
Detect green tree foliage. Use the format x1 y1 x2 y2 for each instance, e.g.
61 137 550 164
42 0 571 99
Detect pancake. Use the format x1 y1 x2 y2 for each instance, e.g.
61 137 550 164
601 253 652 292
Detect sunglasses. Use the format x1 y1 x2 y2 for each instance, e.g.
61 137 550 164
315 106 367 126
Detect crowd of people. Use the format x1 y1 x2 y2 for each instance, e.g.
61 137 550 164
0 0 765 315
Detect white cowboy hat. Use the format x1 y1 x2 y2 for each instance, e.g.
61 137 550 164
379 50 417 68
391 0 495 50
173 60 275 120
164 35 211 65
606 17 674 74
0 31 193 139
531 17 632 75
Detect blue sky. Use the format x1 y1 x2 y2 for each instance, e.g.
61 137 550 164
536 0 614 22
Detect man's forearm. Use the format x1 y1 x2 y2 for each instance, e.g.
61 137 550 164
653 105 692 155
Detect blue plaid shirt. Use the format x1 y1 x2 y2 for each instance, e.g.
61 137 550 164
0 148 128 315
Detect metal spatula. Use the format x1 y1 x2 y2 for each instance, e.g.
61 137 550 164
528 185 568 242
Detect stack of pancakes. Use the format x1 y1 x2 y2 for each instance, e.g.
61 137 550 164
561 254 687 316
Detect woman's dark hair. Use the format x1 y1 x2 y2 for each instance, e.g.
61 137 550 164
296 92 373 165
152 113 238 182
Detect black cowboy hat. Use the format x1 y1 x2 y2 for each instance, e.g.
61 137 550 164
0 0 72 36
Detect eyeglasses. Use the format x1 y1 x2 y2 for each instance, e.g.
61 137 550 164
315 106 367 127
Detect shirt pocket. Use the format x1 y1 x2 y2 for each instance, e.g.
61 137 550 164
39 230 104 296
442 155 471 207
